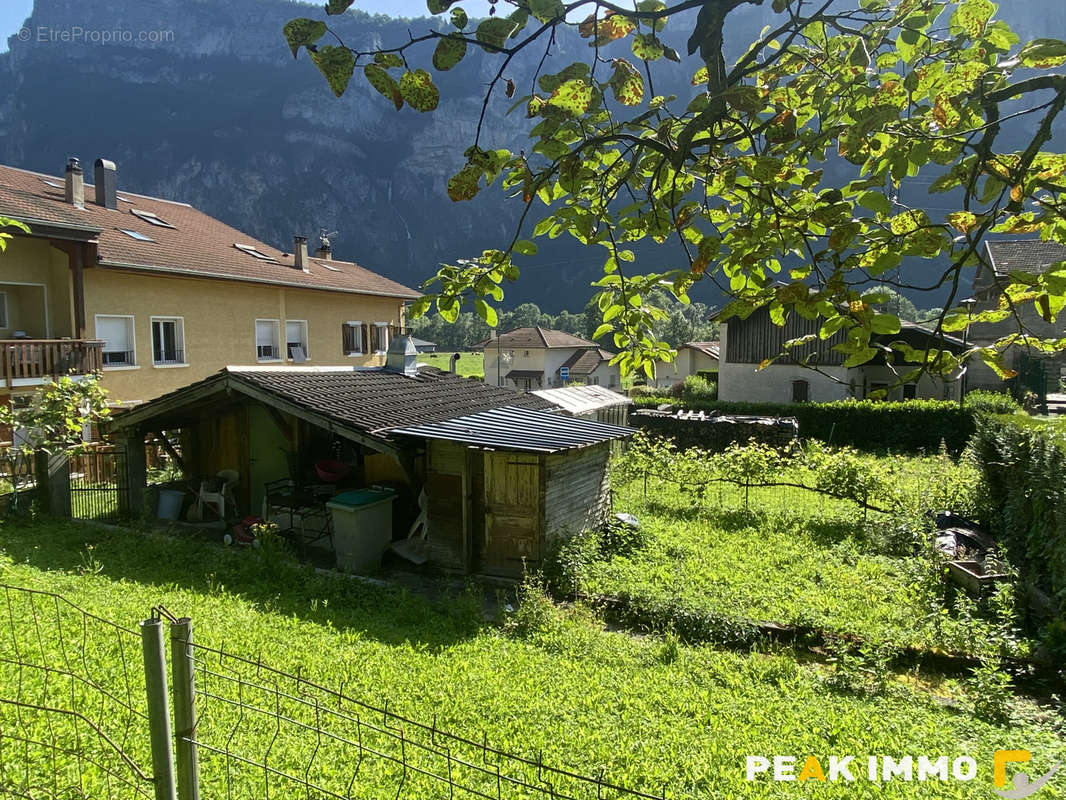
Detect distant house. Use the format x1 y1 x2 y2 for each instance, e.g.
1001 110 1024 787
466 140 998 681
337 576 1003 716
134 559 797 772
717 306 964 403
0 156 419 406
647 341 719 390
967 239 1066 397
476 327 621 391
109 337 634 579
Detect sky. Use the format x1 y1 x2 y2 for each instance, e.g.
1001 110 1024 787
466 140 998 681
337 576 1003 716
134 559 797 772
0 0 494 51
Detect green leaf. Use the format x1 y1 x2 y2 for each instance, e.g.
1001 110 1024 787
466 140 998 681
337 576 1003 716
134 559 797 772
432 35 467 71
325 0 355 14
843 347 877 367
283 18 327 58
474 298 498 327
451 7 468 29
529 0 565 22
310 46 355 97
514 240 538 256
447 165 481 202
870 313 900 335
476 17 520 51
400 69 440 112
364 64 403 110
632 34 665 61
949 0 995 38
857 191 891 216
373 52 404 68
1017 38 1066 68
427 0 457 13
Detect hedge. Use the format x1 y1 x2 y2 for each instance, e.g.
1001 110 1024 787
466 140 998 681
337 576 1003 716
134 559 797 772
632 396 975 453
970 414 1066 649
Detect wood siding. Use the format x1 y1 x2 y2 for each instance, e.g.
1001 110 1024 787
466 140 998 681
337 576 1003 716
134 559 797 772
725 307 846 366
424 440 467 570
543 445 611 542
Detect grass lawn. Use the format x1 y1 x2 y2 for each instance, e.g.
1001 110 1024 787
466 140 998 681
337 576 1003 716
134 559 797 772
589 454 1018 655
416 350 484 378
1 517 1063 798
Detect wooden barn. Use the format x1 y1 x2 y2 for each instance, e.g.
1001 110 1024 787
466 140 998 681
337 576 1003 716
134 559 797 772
109 337 633 578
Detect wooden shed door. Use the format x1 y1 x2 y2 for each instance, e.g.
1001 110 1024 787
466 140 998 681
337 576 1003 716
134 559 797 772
482 452 540 578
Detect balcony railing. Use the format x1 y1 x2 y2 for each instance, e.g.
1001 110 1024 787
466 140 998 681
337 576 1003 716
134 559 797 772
0 339 104 388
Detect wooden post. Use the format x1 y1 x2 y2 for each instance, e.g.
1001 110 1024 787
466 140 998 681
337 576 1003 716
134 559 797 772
33 450 71 518
71 244 87 340
140 619 178 800
169 618 200 800
123 434 147 517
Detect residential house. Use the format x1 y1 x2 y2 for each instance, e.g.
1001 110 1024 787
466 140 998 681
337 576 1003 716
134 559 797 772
108 337 633 579
967 239 1066 397
717 306 964 403
0 157 419 406
647 341 720 390
478 327 620 391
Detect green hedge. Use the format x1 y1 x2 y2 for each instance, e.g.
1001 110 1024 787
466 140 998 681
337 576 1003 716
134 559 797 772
970 415 1066 641
632 396 975 453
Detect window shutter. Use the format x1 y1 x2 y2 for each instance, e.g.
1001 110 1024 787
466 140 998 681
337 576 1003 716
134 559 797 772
97 317 130 352
342 323 353 354
361 323 369 355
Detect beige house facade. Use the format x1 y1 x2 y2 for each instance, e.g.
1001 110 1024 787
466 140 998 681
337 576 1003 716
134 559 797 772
0 157 419 406
648 341 719 390
479 327 620 391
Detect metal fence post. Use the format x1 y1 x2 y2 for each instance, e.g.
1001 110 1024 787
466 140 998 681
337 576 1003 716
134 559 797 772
141 618 178 800
169 617 201 800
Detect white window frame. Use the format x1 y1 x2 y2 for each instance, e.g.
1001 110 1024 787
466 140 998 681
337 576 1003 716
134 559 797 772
343 320 364 356
285 319 309 361
0 292 8 329
150 315 187 367
372 322 389 354
94 314 137 370
255 318 282 362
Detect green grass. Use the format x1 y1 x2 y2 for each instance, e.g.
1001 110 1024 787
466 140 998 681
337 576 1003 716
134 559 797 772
416 350 484 378
0 517 1063 798
587 453 1023 656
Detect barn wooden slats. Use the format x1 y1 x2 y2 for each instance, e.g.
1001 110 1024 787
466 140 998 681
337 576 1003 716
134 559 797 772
725 308 847 366
0 339 104 387
543 447 611 541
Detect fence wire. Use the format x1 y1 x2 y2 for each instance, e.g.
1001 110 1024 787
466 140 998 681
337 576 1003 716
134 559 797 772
0 584 154 799
179 634 666 800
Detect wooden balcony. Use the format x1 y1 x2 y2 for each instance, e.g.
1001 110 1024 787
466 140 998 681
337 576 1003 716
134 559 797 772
0 339 104 388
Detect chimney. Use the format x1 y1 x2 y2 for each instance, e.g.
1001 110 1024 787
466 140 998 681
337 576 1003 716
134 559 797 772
293 235 309 272
449 352 460 374
385 334 418 376
315 241 332 260
64 157 84 209
93 158 117 209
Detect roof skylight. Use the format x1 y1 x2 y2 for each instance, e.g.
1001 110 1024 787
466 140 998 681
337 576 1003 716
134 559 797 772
234 243 277 262
40 179 62 188
118 228 155 242
130 208 176 229
316 260 342 272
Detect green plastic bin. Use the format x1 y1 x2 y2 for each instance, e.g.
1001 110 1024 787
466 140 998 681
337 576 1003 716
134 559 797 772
327 488 396 573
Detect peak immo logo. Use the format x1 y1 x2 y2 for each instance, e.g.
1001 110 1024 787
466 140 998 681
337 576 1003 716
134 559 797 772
745 750 1060 796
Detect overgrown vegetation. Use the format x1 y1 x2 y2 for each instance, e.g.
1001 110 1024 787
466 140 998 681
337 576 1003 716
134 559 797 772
1 517 1063 798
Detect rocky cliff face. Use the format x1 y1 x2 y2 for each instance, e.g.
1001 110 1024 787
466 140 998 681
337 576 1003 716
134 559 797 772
1 0 1064 310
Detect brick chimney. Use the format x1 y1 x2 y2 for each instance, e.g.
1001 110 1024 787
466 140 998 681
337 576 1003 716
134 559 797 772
293 235 309 272
93 158 117 209
64 157 84 209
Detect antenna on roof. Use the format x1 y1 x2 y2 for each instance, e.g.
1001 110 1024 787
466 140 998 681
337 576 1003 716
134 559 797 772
316 228 338 260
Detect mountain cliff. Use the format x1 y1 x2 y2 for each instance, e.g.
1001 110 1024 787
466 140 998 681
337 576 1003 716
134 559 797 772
1 0 1064 311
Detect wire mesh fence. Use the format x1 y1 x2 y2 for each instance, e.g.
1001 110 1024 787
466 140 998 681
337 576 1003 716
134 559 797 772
0 584 155 799
0 587 667 800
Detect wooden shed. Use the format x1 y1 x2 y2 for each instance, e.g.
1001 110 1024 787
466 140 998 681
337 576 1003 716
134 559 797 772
109 342 632 579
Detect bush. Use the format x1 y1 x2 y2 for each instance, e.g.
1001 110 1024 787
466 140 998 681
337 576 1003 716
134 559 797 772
964 390 1021 417
628 385 659 398
681 375 717 403
633 396 974 453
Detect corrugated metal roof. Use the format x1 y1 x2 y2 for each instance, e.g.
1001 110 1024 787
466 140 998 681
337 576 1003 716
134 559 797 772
388 406 634 453
532 385 633 416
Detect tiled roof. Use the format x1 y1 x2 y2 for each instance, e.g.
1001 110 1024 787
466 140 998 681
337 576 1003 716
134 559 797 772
474 327 599 350
0 162 420 299
559 347 615 375
985 239 1066 277
113 365 554 441
684 341 720 359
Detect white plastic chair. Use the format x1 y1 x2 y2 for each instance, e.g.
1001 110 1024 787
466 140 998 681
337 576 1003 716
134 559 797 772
198 469 239 520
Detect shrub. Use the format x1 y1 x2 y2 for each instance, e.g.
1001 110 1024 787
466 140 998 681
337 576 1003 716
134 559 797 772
633 396 975 453
681 375 717 403
964 390 1021 417
628 384 659 399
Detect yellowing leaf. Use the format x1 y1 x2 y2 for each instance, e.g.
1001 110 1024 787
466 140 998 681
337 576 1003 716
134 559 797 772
310 46 355 97
364 64 403 110
947 211 978 233
400 69 440 112
447 165 481 201
608 60 644 106
631 34 664 61
283 18 327 58
578 12 636 46
548 79 594 115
